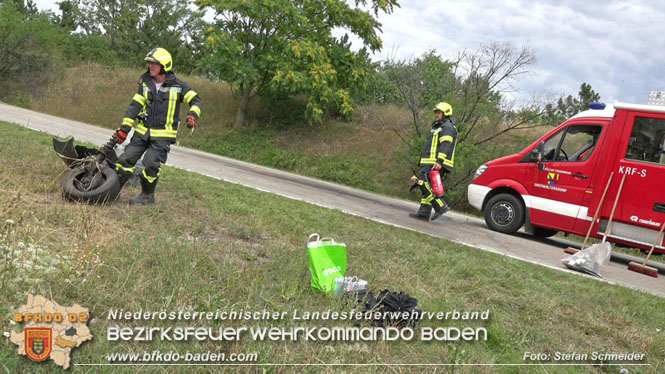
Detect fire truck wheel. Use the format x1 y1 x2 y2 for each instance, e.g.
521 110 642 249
484 193 524 234
531 226 558 238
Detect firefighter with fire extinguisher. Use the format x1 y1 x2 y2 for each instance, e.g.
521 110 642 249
409 102 458 221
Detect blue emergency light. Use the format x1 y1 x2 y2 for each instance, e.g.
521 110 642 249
589 102 606 110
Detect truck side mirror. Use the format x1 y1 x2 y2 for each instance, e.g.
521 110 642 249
533 142 547 170
530 142 544 162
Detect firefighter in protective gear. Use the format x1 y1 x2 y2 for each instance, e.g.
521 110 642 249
409 102 458 221
114 47 203 205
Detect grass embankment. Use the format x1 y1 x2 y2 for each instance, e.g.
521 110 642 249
1 122 664 374
26 64 417 203
21 64 654 260
22 64 548 209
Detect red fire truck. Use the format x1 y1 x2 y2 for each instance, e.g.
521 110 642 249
468 102 665 254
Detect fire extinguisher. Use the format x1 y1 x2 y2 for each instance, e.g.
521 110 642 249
429 170 445 198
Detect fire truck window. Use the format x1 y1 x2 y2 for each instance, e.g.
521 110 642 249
626 117 665 165
541 129 565 161
561 125 601 162
542 125 601 162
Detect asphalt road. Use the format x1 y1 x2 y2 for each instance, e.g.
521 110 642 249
2 102 663 297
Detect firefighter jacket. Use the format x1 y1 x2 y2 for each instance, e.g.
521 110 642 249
120 71 202 143
419 117 458 173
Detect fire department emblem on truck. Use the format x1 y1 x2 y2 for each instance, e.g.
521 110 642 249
547 173 559 186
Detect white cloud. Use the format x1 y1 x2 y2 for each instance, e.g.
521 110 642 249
32 0 58 12
374 0 665 104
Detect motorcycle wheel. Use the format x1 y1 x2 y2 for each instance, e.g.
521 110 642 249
61 165 120 204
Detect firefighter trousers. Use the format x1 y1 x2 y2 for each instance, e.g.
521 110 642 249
117 136 170 183
418 166 447 211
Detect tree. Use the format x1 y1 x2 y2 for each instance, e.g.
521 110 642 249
0 1 64 97
78 0 205 72
578 82 601 109
198 0 399 126
3 0 37 15
385 51 456 137
375 42 550 207
544 82 601 121
56 0 84 32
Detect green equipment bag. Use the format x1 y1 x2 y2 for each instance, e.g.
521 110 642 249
307 233 347 294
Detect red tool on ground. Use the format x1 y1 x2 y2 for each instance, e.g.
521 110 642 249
627 222 663 278
564 172 614 255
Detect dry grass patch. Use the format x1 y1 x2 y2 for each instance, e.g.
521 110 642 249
31 64 237 131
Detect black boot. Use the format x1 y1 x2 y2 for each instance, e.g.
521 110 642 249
430 200 450 221
129 175 157 205
409 204 432 221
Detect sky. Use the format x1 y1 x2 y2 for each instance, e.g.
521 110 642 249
33 0 665 105
370 0 665 105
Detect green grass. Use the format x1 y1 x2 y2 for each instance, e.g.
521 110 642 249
1 122 664 374
188 127 378 192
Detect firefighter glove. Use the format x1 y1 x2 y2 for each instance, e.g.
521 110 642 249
113 129 128 144
186 115 198 129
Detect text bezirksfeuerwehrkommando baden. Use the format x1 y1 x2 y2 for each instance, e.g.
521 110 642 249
106 309 490 342
107 325 488 342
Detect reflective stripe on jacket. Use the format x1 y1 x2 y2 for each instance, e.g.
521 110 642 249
121 71 203 143
419 117 458 173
